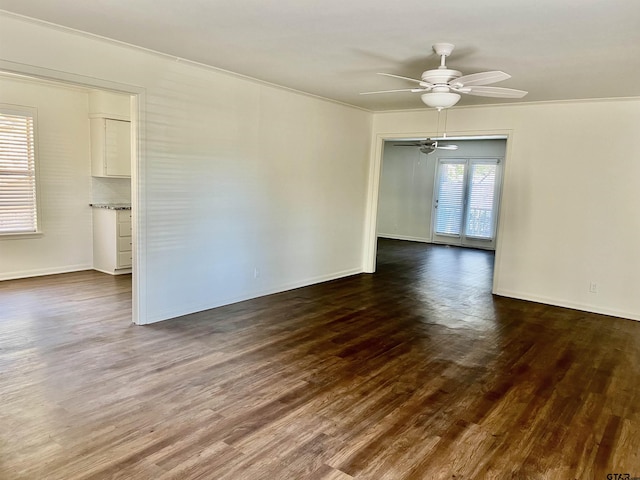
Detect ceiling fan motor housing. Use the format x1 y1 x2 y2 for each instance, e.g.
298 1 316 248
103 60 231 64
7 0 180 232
420 145 436 154
421 69 462 86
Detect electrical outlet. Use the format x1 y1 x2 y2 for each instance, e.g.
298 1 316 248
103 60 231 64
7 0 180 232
254 268 260 279
589 282 598 294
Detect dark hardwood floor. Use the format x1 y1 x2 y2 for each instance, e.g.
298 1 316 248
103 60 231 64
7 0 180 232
1 238 639 479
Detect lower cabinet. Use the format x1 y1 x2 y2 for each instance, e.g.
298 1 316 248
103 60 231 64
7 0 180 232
93 208 132 275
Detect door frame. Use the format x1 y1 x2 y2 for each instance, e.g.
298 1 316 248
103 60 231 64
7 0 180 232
0 59 146 325
363 129 513 294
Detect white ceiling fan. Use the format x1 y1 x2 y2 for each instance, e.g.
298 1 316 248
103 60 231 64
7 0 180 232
362 43 528 109
394 139 458 155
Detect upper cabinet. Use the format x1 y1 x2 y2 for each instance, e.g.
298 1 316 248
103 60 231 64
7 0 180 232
91 118 131 177
88 90 131 178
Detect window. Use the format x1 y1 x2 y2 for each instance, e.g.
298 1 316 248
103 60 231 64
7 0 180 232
434 160 465 236
0 107 38 235
466 162 499 239
433 158 502 249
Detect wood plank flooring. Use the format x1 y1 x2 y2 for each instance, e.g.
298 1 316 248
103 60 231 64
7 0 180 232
1 238 640 479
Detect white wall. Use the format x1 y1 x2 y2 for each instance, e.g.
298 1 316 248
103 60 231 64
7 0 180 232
377 143 435 242
368 99 640 321
377 139 505 242
0 76 93 280
0 13 372 324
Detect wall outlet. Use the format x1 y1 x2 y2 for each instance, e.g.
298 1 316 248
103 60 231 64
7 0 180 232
254 268 260 279
589 282 598 294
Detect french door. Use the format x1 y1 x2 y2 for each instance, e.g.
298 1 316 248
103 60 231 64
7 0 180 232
432 157 502 250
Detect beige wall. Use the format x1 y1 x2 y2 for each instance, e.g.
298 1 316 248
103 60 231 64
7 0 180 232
367 99 640 321
3 13 638 323
0 13 372 324
0 77 93 279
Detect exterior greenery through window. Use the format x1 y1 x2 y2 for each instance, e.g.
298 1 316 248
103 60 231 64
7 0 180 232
0 107 38 234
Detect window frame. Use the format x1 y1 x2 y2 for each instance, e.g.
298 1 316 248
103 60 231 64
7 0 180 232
0 104 42 238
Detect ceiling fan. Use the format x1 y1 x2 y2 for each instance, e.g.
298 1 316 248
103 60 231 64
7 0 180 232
394 139 458 155
361 43 528 109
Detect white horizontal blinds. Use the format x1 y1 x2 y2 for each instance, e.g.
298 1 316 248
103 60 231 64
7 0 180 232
465 161 498 239
434 161 465 236
0 110 37 234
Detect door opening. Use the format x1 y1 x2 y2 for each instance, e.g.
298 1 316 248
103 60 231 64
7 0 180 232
367 134 510 295
0 64 142 324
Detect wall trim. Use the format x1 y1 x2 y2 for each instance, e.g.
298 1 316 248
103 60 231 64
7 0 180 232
494 288 640 323
0 265 93 281
0 11 370 114
377 234 430 243
3 11 639 117
140 267 364 325
373 95 640 115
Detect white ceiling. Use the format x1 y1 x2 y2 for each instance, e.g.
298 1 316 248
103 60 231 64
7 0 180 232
2 0 639 111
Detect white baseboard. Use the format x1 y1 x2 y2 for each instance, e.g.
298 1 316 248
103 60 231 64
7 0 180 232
92 267 132 276
493 288 640 322
377 233 431 243
0 264 93 281
139 267 364 325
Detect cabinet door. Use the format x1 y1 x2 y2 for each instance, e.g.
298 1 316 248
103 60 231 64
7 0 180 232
117 251 133 269
104 119 131 177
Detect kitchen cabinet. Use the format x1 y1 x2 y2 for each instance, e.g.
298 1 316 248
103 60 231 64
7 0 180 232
92 207 132 275
91 118 131 177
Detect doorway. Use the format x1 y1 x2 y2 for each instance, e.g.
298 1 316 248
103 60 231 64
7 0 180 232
366 134 509 293
0 63 142 324
376 137 506 249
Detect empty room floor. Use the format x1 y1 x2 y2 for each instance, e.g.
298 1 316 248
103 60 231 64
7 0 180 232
1 238 639 479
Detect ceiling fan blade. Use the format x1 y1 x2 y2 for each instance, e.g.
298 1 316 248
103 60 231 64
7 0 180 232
377 72 426 85
395 140 458 151
451 71 510 87
360 88 421 95
460 85 528 98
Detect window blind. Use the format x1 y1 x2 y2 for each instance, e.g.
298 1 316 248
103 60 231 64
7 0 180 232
0 110 38 234
465 163 497 239
434 161 465 236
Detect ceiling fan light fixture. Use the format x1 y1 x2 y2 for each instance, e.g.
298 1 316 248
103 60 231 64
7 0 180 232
420 92 460 110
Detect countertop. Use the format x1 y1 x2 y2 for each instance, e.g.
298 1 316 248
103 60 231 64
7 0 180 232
89 203 131 210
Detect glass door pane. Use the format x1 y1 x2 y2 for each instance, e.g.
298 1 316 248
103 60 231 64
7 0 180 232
465 162 498 239
432 158 502 250
434 161 465 237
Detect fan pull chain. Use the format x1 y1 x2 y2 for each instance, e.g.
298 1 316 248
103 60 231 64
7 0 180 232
443 109 448 139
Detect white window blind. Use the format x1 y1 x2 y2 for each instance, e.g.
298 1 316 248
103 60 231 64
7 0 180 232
434 161 465 236
465 163 497 239
0 109 38 234
433 158 501 248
